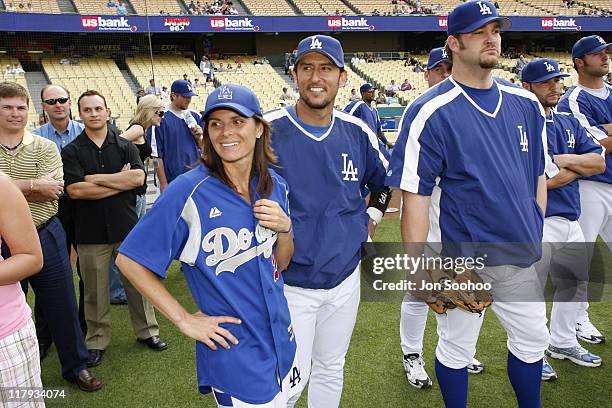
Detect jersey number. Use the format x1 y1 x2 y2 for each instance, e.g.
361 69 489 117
341 153 358 181
289 367 301 388
517 125 528 152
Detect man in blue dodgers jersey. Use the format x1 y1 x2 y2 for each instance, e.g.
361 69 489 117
264 35 390 408
397 46 487 390
343 82 394 149
387 2 556 407
557 35 612 345
522 58 605 381
116 84 301 407
148 79 204 192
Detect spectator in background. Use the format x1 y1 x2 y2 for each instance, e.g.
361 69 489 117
279 87 294 102
107 0 116 8
17 2 25 12
515 54 527 74
136 88 145 104
26 2 32 11
160 85 170 108
193 78 200 88
6 2 16 12
116 1 127 15
12 64 25 74
400 78 413 91
413 64 424 73
182 73 191 84
145 79 161 96
205 77 214 89
200 55 211 76
386 79 400 98
4 64 13 74
349 88 360 102
375 91 387 105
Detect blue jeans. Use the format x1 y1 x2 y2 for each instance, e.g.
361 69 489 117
109 194 146 302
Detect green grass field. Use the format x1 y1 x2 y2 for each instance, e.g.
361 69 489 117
38 218 611 407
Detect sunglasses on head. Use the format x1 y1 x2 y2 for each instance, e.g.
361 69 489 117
43 97 69 105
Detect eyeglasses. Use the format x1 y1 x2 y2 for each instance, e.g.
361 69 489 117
155 110 164 118
43 97 69 105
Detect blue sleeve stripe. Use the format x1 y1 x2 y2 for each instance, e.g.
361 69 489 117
348 100 364 115
178 176 211 266
568 88 609 140
399 87 461 193
335 110 389 170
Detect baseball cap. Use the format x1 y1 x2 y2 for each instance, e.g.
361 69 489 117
171 79 197 97
427 47 450 70
360 83 375 93
203 84 262 119
521 58 570 83
295 35 345 69
572 35 612 59
447 0 511 36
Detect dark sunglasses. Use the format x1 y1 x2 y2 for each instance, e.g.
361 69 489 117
155 110 165 118
43 97 69 105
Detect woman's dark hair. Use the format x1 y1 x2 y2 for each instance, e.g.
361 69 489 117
200 115 277 198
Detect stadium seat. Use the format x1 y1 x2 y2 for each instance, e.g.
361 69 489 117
0 57 39 129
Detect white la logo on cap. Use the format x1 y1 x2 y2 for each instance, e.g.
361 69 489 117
310 37 323 50
441 49 448 58
544 61 555 72
477 1 492 15
187 84 193 91
596 36 606 45
218 86 233 100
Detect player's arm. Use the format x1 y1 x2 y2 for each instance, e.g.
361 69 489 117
547 168 579 189
553 153 605 177
156 158 169 192
148 125 169 191
562 98 612 153
536 175 547 215
0 176 43 285
116 254 240 351
15 142 64 202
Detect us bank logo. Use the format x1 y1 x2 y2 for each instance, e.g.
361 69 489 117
209 17 260 31
327 17 374 31
541 17 581 31
81 16 137 32
438 17 448 28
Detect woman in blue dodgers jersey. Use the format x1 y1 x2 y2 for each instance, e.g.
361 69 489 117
116 84 301 407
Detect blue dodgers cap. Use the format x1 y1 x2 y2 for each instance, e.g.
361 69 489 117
447 0 511 36
521 58 570 83
171 79 197 97
295 35 345 69
359 83 375 93
203 84 262 119
427 47 450 70
572 35 612 59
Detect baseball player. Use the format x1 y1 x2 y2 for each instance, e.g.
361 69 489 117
398 47 485 390
557 35 612 345
387 2 556 407
522 58 605 382
116 84 301 407
343 83 394 149
264 35 390 408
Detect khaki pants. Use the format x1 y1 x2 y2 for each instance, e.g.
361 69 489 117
78 242 159 350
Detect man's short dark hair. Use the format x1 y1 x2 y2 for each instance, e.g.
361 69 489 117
77 90 107 111
0 82 29 105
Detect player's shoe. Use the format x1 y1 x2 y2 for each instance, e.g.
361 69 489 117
541 356 558 381
403 353 433 389
467 357 484 374
576 319 606 344
546 345 602 368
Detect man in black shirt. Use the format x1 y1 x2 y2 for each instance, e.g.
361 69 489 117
62 90 167 367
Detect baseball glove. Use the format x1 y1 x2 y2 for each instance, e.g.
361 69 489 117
425 267 492 315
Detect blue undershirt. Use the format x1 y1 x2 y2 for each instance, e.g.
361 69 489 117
457 81 500 114
287 105 331 137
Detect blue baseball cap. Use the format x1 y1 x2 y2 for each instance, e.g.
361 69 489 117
171 79 197 97
360 83 375 93
521 58 570 83
447 0 511 36
427 47 450 70
203 84 262 119
572 35 612 59
295 35 344 69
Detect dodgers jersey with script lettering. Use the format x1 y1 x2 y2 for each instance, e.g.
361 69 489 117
557 83 612 184
147 109 203 184
264 108 389 289
118 164 297 404
545 111 604 221
387 77 557 266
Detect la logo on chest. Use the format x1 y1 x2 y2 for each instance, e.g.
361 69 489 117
517 125 528 152
566 129 575 149
341 153 358 181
